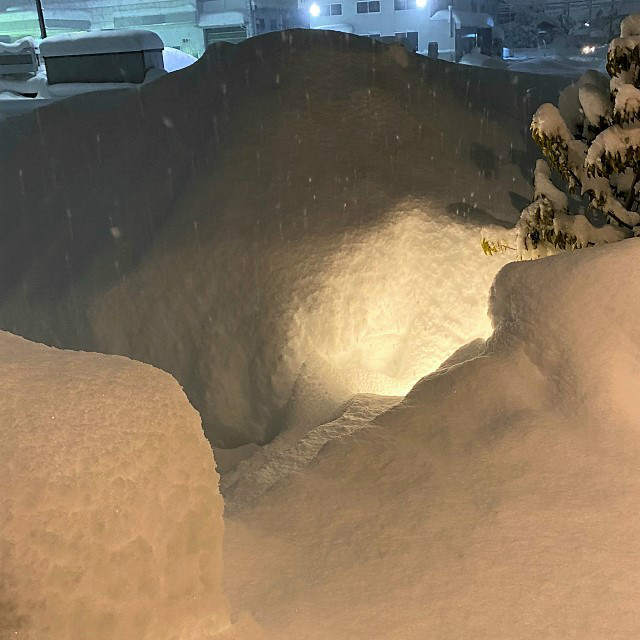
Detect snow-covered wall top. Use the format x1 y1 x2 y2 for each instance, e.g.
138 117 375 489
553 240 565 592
0 30 568 447
0 331 228 639
0 36 35 56
39 29 164 57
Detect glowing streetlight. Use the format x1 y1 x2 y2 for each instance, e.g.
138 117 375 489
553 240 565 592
309 3 321 17
416 0 427 8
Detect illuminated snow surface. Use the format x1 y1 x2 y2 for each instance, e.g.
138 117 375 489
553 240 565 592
1 29 639 640
0 30 567 447
225 238 640 638
0 332 229 639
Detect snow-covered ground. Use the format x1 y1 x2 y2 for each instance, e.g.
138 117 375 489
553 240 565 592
224 237 640 638
2 26 640 639
0 30 567 448
504 47 607 77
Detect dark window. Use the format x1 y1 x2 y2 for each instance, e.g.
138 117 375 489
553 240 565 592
394 0 415 10
330 3 342 15
357 2 368 13
471 0 477 11
368 1 380 12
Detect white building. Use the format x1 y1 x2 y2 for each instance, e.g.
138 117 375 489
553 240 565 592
306 0 499 60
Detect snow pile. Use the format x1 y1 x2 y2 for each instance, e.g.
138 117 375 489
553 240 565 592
0 331 228 639
459 47 508 70
163 47 197 72
225 238 640 638
0 30 566 447
620 13 640 38
87 201 511 448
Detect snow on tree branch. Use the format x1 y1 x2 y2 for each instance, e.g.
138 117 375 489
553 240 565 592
510 12 640 259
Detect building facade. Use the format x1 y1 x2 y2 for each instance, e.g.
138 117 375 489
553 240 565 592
307 0 499 59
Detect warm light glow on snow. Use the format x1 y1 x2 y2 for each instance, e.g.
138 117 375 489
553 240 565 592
285 203 513 398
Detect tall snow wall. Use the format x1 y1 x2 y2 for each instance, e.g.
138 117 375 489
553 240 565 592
0 331 228 639
0 31 568 446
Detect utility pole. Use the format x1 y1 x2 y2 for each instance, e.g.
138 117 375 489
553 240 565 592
34 0 47 39
608 0 615 39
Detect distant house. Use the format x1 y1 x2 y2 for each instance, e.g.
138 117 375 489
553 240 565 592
305 0 499 59
198 0 306 48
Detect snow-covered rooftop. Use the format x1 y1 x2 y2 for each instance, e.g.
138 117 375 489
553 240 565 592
39 29 164 57
430 9 494 29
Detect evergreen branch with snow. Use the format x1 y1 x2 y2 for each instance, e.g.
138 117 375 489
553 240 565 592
513 13 640 259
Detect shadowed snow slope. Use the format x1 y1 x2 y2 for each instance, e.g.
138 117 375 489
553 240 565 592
224 239 640 639
0 30 567 446
0 331 227 639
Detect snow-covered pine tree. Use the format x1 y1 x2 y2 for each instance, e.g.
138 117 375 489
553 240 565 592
516 13 640 258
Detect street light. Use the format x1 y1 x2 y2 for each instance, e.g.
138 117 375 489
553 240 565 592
309 3 321 17
34 0 47 39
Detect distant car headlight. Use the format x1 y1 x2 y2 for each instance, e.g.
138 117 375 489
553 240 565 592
581 45 596 54
309 2 321 16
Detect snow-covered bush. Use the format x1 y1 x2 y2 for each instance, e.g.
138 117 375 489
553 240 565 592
516 14 640 257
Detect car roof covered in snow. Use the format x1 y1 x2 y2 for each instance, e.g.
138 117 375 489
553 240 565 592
39 29 163 57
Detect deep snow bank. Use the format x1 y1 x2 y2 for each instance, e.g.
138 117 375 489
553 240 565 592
0 331 228 639
0 31 567 446
224 239 640 639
